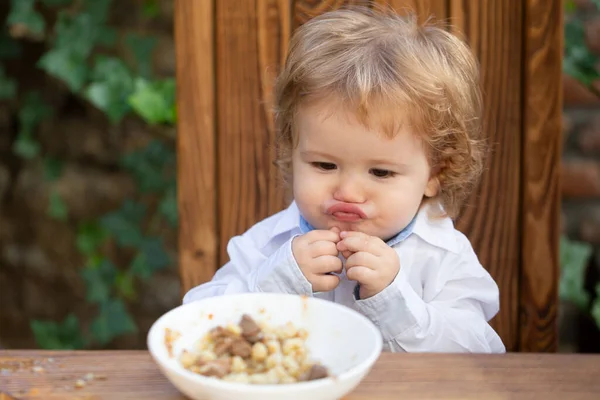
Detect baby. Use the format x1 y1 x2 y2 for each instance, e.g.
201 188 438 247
184 7 505 354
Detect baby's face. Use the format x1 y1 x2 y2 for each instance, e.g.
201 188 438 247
292 101 438 241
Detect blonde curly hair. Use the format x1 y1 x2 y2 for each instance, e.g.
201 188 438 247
273 7 485 219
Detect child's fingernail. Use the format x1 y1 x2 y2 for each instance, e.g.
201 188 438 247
340 231 348 238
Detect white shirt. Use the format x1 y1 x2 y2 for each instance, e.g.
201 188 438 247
183 201 506 354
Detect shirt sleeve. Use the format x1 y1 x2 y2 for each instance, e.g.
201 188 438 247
182 232 313 304
353 247 506 354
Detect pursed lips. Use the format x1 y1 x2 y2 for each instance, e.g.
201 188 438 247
325 203 366 222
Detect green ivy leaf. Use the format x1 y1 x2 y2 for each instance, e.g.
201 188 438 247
121 140 175 193
30 313 86 350
120 140 175 193
38 7 116 90
82 0 113 24
90 298 137 346
159 184 178 227
559 236 593 310
48 190 68 221
128 78 176 125
115 270 136 300
7 0 46 37
81 258 117 303
43 157 64 181
129 241 169 280
12 134 40 159
84 56 134 123
0 65 17 100
140 237 170 273
38 48 88 92
125 34 157 78
100 200 146 247
76 221 108 256
563 18 600 87
129 252 149 279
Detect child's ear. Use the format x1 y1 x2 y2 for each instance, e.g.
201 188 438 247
424 175 440 198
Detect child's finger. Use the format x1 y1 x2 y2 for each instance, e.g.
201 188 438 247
312 273 340 292
337 232 382 255
304 229 340 244
345 265 376 284
345 251 377 270
314 255 343 274
309 240 339 257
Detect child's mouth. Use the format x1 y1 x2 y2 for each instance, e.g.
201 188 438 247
326 203 366 222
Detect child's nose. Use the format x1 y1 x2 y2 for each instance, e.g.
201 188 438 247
333 175 365 203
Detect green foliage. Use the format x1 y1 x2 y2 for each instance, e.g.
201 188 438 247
0 64 17 99
85 56 134 122
7 0 46 37
129 78 177 125
592 284 600 329
560 2 600 332
30 314 86 350
559 236 593 310
563 0 600 90
3 0 178 349
13 91 52 160
91 299 137 345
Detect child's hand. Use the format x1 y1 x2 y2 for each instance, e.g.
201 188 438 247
336 231 400 299
292 228 342 292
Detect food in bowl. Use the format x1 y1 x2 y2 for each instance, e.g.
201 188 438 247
177 314 329 384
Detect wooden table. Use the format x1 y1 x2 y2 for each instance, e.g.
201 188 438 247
1 351 600 399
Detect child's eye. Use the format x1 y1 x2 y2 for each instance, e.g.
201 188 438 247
370 168 395 178
312 162 337 171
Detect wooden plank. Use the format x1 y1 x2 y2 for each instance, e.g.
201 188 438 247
519 0 562 352
371 0 448 23
448 0 524 351
216 0 291 265
3 351 600 399
174 0 217 294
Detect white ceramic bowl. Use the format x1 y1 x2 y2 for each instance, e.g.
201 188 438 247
147 293 382 400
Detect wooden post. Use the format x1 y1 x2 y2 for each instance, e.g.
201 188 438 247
519 0 562 352
174 0 217 296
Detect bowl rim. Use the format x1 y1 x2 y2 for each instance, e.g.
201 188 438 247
147 292 383 393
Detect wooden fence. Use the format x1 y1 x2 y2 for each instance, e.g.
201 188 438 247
174 0 563 352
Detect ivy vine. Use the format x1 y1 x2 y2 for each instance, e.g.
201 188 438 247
561 0 600 331
1 0 177 349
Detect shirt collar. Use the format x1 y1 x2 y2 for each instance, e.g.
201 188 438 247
270 201 460 253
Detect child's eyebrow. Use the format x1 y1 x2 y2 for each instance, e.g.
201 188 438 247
368 158 410 169
300 151 410 169
299 150 337 160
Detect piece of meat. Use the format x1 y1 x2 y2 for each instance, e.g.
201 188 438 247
300 364 329 381
199 358 231 378
210 326 236 339
213 336 234 356
239 314 262 343
230 338 252 358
